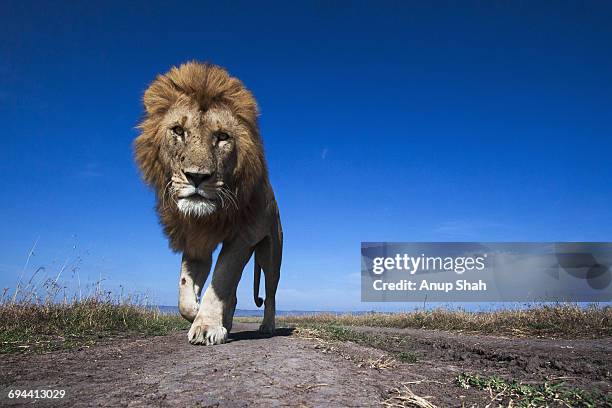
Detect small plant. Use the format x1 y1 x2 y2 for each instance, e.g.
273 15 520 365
396 351 417 363
325 325 354 340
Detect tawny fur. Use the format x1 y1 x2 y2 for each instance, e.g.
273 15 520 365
133 62 282 344
134 62 269 255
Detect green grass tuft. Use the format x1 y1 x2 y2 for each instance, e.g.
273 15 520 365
396 351 418 363
455 373 612 407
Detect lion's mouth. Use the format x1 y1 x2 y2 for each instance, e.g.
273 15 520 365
184 194 204 200
176 191 219 218
177 187 218 201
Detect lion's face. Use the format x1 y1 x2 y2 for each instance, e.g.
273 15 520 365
135 62 265 222
160 99 242 218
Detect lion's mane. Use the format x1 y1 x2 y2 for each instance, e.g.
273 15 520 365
134 62 269 253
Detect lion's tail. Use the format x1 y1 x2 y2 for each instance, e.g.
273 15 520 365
254 262 264 308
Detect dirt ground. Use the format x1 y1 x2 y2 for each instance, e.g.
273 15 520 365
0 323 610 407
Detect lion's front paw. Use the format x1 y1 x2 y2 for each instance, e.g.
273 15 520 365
258 322 275 336
188 323 228 345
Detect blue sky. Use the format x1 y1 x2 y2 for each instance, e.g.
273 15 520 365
1 1 611 311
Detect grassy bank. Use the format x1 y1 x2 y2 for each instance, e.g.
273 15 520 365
0 300 188 354
278 304 611 338
1 246 189 354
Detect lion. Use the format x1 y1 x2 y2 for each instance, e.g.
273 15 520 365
134 61 282 345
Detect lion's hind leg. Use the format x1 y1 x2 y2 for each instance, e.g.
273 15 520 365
255 217 282 335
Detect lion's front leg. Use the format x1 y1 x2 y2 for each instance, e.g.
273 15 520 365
188 238 253 345
178 254 212 322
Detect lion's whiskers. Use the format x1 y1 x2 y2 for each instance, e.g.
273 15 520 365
165 174 240 215
219 187 239 212
160 180 173 209
218 191 226 210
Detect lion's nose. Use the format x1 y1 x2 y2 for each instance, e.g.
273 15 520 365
183 170 214 186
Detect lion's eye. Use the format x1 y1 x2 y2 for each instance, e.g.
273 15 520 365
171 126 185 137
216 132 230 142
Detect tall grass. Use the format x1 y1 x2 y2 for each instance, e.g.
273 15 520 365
0 300 188 354
0 244 187 354
279 304 611 338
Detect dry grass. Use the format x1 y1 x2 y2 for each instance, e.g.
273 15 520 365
1 246 188 354
279 304 611 339
293 324 414 368
293 326 400 370
0 299 188 354
383 383 437 408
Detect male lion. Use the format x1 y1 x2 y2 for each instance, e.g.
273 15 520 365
134 61 282 345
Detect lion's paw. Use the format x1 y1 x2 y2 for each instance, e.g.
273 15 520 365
188 323 228 345
258 322 275 336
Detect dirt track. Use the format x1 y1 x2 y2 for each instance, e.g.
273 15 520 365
0 323 610 407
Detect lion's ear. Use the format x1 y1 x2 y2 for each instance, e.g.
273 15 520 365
143 76 178 115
